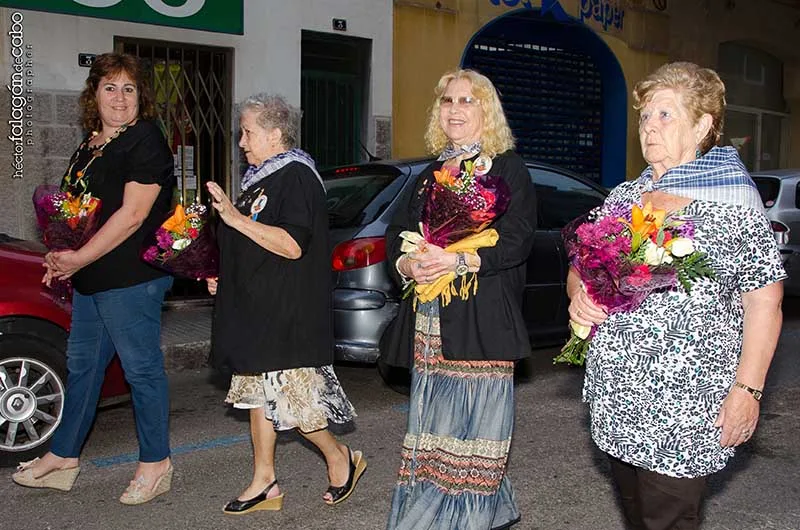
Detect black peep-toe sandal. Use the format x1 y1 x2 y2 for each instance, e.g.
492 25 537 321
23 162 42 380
223 479 284 515
324 447 367 506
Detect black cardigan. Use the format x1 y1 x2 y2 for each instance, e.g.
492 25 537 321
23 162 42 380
380 150 537 368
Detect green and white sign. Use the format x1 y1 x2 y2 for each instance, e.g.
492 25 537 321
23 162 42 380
0 0 243 35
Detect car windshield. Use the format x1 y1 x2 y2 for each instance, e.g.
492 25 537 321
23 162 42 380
752 177 780 208
529 168 606 229
323 168 400 228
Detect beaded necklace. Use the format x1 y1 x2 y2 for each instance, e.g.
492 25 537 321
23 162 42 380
63 123 130 194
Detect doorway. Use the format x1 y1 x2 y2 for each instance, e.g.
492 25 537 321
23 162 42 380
116 37 234 298
461 8 627 186
301 31 371 169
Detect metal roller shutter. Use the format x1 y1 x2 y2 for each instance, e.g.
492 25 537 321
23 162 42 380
464 35 603 182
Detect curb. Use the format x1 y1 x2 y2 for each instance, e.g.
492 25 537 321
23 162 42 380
163 341 210 372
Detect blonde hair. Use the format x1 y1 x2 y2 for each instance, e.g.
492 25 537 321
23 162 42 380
424 69 515 158
633 61 726 154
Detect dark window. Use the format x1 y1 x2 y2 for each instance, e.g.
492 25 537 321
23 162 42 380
530 168 605 230
323 167 402 228
752 177 781 208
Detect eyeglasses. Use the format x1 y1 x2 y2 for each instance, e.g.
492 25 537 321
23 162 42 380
439 96 480 107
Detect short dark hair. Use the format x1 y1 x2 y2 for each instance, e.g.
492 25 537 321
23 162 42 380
79 52 157 132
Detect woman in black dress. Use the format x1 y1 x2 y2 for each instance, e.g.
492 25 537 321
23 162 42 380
205 93 366 514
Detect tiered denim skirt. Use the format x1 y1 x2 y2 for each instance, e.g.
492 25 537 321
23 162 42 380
387 302 520 530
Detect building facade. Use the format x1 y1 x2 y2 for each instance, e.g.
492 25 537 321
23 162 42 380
393 0 800 186
0 0 393 240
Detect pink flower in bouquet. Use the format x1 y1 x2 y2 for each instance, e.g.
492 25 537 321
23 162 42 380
143 245 159 262
156 227 173 250
626 264 652 288
479 188 496 210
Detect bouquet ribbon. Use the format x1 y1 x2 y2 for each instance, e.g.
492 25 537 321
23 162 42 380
399 227 499 308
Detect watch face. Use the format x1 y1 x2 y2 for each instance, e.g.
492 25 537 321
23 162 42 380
456 264 469 276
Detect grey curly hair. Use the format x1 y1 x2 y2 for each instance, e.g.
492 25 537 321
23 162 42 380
238 93 302 149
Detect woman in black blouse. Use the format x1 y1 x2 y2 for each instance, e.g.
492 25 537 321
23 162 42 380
206 93 365 514
383 69 537 530
12 53 175 505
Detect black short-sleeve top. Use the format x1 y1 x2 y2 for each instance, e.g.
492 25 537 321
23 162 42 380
64 120 175 295
210 161 333 374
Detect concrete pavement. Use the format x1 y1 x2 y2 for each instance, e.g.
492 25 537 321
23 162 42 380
2 300 796 529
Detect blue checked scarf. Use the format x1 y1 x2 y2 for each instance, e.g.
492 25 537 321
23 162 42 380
240 148 324 192
637 146 762 211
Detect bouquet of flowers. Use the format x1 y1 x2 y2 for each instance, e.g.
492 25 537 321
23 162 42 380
33 184 102 251
141 202 219 279
554 201 715 366
399 156 511 307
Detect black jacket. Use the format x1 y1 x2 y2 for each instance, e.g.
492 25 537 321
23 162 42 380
380 150 537 368
211 162 332 374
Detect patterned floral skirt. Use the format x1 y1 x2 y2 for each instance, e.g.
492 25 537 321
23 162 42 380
386 302 520 530
225 365 356 433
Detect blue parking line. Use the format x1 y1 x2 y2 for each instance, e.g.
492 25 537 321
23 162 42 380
90 434 250 468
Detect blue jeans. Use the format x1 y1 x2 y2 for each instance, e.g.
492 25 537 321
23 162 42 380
51 276 173 462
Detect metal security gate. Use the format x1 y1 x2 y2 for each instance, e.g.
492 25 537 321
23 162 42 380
116 38 233 298
464 36 603 182
115 38 234 202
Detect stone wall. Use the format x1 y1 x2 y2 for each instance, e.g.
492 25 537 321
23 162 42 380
375 116 392 160
1 89 83 240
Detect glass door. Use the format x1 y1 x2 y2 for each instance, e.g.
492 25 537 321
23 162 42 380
723 110 758 170
724 107 788 172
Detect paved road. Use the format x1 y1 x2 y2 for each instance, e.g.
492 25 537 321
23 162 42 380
3 302 799 530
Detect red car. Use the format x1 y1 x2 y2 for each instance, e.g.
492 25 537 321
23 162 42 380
0 235 128 466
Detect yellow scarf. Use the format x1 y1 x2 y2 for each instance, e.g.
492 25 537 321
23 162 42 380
400 227 499 309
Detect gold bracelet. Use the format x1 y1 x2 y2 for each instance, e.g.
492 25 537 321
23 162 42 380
732 381 763 401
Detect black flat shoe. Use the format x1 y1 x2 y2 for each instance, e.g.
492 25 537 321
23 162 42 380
223 480 283 515
324 447 367 506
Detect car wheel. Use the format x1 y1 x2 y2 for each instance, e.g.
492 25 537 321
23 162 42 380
377 357 410 395
0 337 67 467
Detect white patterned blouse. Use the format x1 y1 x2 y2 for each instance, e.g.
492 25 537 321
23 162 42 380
583 180 786 478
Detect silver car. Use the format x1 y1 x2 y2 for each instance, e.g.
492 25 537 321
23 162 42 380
322 159 608 369
751 169 800 295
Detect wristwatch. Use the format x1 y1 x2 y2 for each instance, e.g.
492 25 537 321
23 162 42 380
732 381 763 401
455 252 469 277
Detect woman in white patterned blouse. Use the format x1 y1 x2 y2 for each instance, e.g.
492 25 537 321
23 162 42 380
567 62 785 530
